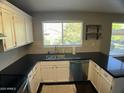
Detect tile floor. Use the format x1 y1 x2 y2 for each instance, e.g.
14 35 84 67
42 84 76 93
37 81 98 93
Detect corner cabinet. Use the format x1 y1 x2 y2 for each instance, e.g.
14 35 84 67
88 60 124 93
0 1 33 52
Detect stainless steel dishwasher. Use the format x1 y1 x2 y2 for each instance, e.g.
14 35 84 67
69 60 89 81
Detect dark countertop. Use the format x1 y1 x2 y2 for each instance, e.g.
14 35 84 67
0 75 26 93
0 52 124 92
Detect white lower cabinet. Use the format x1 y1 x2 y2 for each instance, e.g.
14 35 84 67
28 61 70 93
28 60 124 93
99 75 112 93
88 61 101 91
88 60 113 93
92 69 100 91
41 66 56 82
28 74 37 93
28 63 41 93
41 61 70 82
57 67 69 82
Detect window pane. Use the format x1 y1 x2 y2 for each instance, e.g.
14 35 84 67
63 23 82 45
110 23 124 55
43 23 62 46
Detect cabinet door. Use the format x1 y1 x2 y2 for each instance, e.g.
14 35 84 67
34 71 38 92
2 9 15 50
36 65 41 88
14 15 26 46
90 67 96 85
25 16 33 43
28 76 36 93
88 62 95 83
28 64 41 93
57 67 69 82
99 75 112 93
41 66 56 82
0 9 3 34
93 69 101 91
88 61 100 91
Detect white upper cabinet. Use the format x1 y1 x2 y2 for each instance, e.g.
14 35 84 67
14 15 26 46
0 9 3 34
25 16 33 43
0 1 33 51
1 9 16 50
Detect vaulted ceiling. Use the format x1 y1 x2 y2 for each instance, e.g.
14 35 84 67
8 0 124 14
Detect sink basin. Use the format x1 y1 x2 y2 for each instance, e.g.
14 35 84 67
46 54 65 60
45 54 81 60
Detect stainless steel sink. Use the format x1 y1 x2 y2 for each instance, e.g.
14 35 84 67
46 54 65 60
45 54 81 60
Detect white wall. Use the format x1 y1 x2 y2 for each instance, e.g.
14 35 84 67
28 12 124 54
0 46 27 71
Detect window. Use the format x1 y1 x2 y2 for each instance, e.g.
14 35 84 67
42 21 83 47
110 23 124 55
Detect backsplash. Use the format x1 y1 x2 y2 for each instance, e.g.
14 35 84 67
0 47 27 71
28 40 100 54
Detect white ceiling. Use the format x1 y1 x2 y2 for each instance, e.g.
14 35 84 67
8 0 124 14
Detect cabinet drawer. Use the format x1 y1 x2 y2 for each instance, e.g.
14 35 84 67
100 69 113 83
28 63 40 80
90 60 101 71
32 63 39 73
41 61 69 67
93 62 101 71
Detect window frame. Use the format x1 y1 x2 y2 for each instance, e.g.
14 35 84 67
109 22 124 56
42 20 83 48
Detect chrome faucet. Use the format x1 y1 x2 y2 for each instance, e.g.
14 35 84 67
54 45 57 54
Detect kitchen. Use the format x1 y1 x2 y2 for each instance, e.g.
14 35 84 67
1 0 124 93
